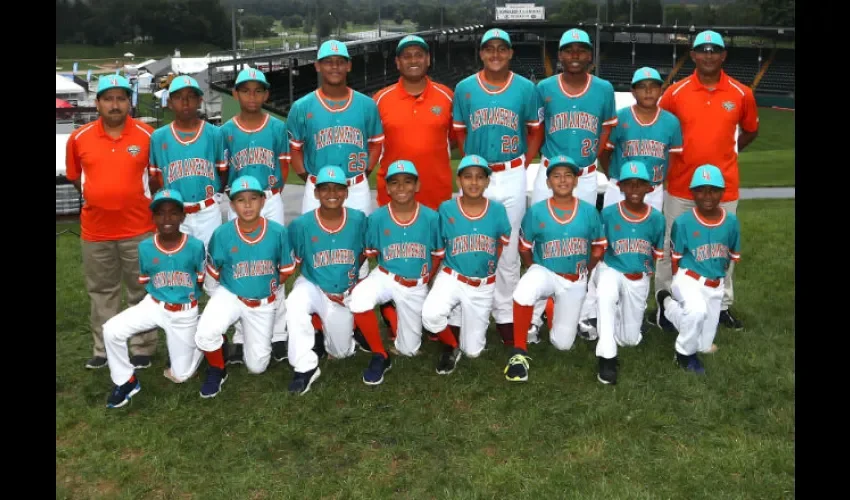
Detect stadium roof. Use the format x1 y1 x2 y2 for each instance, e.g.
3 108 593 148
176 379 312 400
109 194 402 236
491 21 795 40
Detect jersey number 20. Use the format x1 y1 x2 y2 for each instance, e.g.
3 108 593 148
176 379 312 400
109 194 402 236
501 135 519 154
348 152 367 173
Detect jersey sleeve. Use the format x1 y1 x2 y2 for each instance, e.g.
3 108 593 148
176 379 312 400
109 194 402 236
205 229 224 281
366 100 385 145
138 244 150 285
669 115 684 154
148 132 162 176
276 120 291 162
288 219 304 264
518 208 535 251
602 85 618 127
64 134 82 182
670 218 686 262
605 119 619 151
214 126 227 172
497 205 511 247
740 88 759 134
728 216 741 262
278 227 296 275
652 212 666 259
590 210 606 248
525 83 543 128
194 241 206 284
452 82 467 131
287 100 305 151
364 213 380 258
430 212 445 258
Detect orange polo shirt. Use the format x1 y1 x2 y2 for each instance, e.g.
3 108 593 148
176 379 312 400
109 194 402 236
659 70 759 202
373 77 454 210
65 117 156 242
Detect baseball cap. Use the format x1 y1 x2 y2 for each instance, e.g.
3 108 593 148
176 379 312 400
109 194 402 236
546 155 580 176
229 175 265 198
690 164 725 189
631 67 663 86
560 28 592 49
235 67 270 89
618 161 651 183
385 160 419 180
96 74 132 97
315 165 347 187
396 35 429 55
480 29 511 48
150 188 185 211
168 75 204 96
693 30 725 50
457 154 492 176
317 40 350 61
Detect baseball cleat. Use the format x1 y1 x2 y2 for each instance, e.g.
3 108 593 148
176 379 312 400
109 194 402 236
226 343 244 365
436 347 462 375
312 331 327 360
527 324 541 344
106 379 141 409
655 290 676 332
675 352 706 375
272 340 288 362
504 352 531 382
363 354 393 385
86 356 107 369
199 367 228 398
578 318 599 341
719 309 744 330
130 355 152 370
288 367 321 395
353 327 372 353
597 356 618 385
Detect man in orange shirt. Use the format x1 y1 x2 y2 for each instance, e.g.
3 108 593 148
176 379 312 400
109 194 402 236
653 30 759 331
65 75 160 370
373 35 455 211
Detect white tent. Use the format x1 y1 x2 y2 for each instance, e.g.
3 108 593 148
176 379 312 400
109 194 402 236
56 74 85 95
57 134 71 176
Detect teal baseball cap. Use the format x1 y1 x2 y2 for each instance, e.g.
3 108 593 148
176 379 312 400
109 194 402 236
693 30 725 50
396 35 429 55
546 155 580 175
315 165 347 187
150 188 185 211
229 175 265 199
235 67 270 89
168 75 204 96
631 67 663 86
317 40 350 60
480 28 511 48
560 28 592 49
96 74 132 97
385 160 418 180
457 154 492 176
690 164 726 189
619 161 651 183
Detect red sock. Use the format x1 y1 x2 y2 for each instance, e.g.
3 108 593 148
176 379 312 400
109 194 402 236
437 327 459 348
353 311 387 358
380 303 399 340
311 313 323 332
205 348 225 369
513 301 534 352
127 374 136 384
449 325 460 341
545 297 555 331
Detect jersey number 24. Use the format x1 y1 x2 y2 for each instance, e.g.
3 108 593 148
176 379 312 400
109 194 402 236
581 139 598 157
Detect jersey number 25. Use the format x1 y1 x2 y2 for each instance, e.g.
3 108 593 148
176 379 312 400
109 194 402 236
348 152 367 173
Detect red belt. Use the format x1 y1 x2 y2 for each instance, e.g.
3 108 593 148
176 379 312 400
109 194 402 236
623 272 645 281
378 265 427 287
184 196 216 214
542 157 596 176
238 293 277 308
488 156 524 173
442 266 496 287
308 172 367 187
266 186 282 197
685 269 721 288
152 297 198 312
555 272 581 282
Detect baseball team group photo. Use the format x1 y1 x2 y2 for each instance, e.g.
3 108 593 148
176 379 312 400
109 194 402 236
56 1 794 497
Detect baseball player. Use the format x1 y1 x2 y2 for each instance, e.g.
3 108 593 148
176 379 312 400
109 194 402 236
149 75 227 248
421 154 512 375
103 189 206 408
505 155 605 382
285 165 368 395
452 28 543 346
592 162 666 385
349 161 444 385
194 175 296 398
220 67 291 365
656 164 741 375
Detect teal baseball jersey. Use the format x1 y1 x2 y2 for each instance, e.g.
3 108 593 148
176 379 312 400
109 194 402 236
600 202 666 275
439 198 511 278
519 198 605 276
671 208 741 280
149 121 226 203
289 207 367 294
286 88 384 178
221 114 290 191
205 218 296 299
138 234 206 304
364 203 445 280
537 74 618 169
606 106 683 185
452 71 542 163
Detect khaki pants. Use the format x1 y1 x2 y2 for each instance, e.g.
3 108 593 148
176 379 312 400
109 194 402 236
654 194 738 310
81 232 159 358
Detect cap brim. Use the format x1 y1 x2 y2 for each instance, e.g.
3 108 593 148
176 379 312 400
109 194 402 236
236 79 270 88
150 198 184 211
632 77 663 86
397 41 429 55
229 188 265 199
560 41 592 49
457 165 492 176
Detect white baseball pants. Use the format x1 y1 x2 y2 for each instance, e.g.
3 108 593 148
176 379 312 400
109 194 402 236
181 200 222 250
664 268 724 356
513 264 588 351
594 262 650 359
286 276 356 373
422 267 497 358
103 294 203 386
349 267 429 357
531 160 598 206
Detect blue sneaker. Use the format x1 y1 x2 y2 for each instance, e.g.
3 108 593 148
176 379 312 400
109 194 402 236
288 367 322 395
106 378 141 408
675 353 706 375
363 354 392 385
200 366 228 398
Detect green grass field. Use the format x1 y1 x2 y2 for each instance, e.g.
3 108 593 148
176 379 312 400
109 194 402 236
56 198 795 498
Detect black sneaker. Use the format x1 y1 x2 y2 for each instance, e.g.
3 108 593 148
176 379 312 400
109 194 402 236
675 352 706 375
272 340 288 362
363 354 392 385
646 310 658 327
289 367 321 395
435 346 462 375
353 327 372 353
226 343 244 365
85 356 107 369
597 356 618 385
106 378 141 408
130 355 152 369
312 331 327 360
719 309 744 330
199 366 228 398
578 318 598 341
655 290 676 333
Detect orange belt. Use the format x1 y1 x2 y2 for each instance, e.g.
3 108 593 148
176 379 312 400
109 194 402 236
623 272 645 281
238 293 277 308
542 157 597 176
183 196 216 214
442 266 496 287
488 156 524 173
152 297 198 312
378 265 427 287
685 269 721 288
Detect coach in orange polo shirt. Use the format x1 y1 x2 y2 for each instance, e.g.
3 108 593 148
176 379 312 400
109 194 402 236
374 35 455 210
654 30 759 331
65 75 160 370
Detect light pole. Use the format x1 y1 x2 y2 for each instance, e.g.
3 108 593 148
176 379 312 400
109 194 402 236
378 0 382 38
231 7 244 75
328 11 340 39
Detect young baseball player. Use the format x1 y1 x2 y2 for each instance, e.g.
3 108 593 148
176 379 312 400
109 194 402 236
220 67 291 366
421 154 512 375
505 155 605 383
349 160 444 385
592 162 666 385
194 175 296 398
452 28 543 346
285 165 368 395
656 164 741 375
149 75 227 249
103 189 206 408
